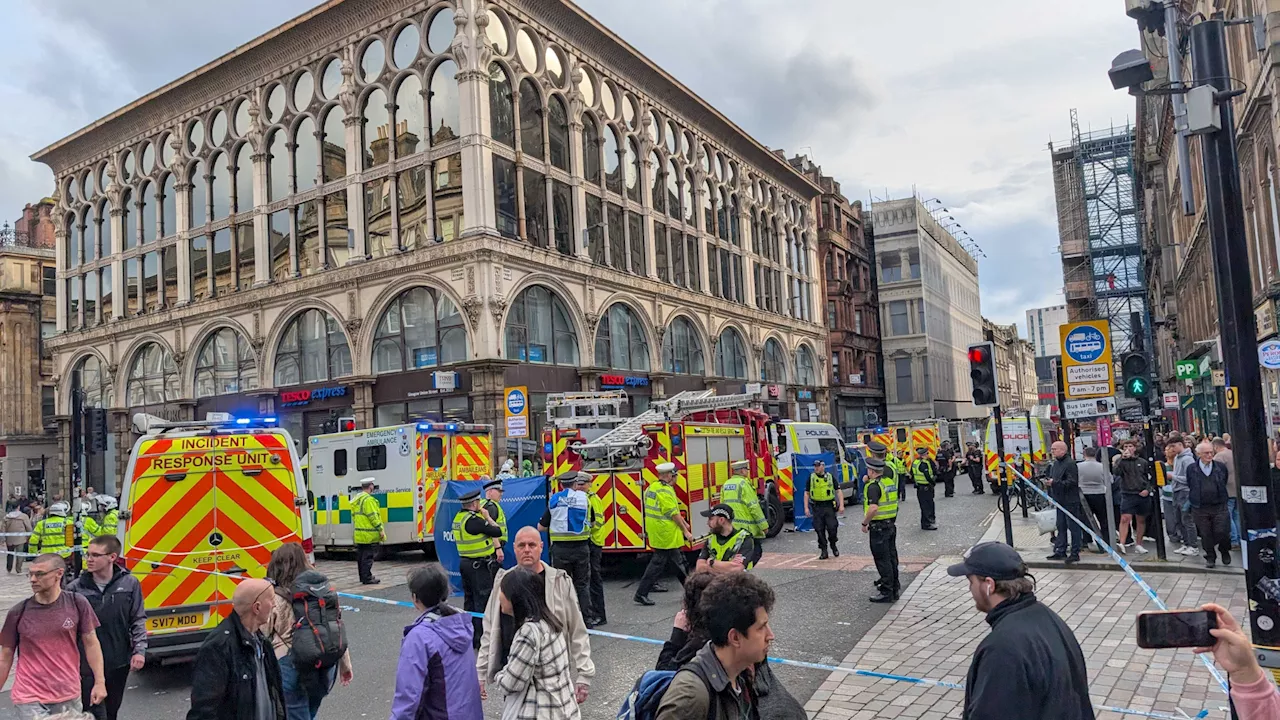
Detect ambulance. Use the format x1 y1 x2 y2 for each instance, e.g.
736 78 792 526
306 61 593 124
982 414 1050 483
120 415 311 660
769 421 863 511
307 421 492 553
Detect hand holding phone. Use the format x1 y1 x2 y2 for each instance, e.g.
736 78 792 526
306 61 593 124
1136 609 1217 649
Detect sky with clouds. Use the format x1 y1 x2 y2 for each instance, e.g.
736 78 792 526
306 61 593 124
0 0 1138 333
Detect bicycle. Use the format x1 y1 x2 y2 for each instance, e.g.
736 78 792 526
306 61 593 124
995 468 1052 515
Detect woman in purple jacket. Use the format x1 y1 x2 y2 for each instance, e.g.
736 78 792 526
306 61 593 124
389 563 484 720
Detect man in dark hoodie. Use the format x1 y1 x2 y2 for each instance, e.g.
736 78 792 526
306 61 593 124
76 535 146 720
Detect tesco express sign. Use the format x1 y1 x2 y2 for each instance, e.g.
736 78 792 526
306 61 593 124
279 385 349 407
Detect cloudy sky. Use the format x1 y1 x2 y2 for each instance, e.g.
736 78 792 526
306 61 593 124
0 0 1137 332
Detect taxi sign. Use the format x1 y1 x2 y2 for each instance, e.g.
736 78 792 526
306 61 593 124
504 386 529 439
1060 320 1114 400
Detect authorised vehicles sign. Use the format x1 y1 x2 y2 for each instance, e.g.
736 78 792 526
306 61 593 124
1059 320 1114 400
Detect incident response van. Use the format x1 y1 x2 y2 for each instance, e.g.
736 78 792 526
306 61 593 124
120 415 312 660
307 421 492 553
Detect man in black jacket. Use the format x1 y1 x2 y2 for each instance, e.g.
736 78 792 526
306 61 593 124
77 535 146 720
948 542 1094 720
187 578 285 720
1045 441 1083 563
1189 441 1232 568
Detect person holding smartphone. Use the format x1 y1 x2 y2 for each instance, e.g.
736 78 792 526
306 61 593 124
1194 604 1280 718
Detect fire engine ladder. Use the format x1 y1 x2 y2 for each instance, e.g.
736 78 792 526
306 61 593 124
573 390 760 452
544 391 629 428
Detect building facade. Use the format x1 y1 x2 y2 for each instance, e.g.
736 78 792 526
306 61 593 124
871 197 983 422
1025 304 1067 358
793 158 885 434
0 221 59 499
35 0 828 492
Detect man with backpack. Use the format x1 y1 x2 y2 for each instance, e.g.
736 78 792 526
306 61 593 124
75 535 146 720
651 573 775 720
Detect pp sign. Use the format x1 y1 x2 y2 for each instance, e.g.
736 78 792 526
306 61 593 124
504 386 529 439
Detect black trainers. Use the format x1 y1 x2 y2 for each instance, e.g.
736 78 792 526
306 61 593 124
869 592 895 603
1045 553 1067 561
1205 559 1216 569
1223 552 1232 566
832 545 840 557
633 595 655 606
652 584 670 593
818 549 829 560
1065 555 1080 565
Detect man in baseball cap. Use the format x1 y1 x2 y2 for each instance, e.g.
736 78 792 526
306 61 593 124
696 503 755 572
947 542 1091 718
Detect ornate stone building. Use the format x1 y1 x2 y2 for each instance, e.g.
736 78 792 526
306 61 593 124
34 0 827 491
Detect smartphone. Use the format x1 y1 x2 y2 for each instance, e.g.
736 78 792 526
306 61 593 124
1136 610 1217 649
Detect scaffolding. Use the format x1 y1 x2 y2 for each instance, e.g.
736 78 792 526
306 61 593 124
1051 110 1150 356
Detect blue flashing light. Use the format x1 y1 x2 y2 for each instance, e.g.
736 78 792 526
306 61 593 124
262 417 277 424
417 422 433 432
445 423 458 432
234 418 252 425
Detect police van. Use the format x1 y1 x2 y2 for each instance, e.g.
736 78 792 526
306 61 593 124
120 415 312 660
769 421 863 513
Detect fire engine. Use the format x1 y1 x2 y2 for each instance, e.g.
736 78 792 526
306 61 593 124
541 390 784 554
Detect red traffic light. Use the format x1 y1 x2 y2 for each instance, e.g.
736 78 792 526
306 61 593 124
968 347 989 363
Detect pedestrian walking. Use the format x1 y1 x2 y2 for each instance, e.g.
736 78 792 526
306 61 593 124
186 578 285 720
1194 603 1280 719
634 462 692 606
1167 434 1200 556
912 447 938 530
264 543 352 720
3 503 32 574
1112 441 1152 555
720 459 767 566
1212 437 1239 548
861 456 900 603
586 479 608 628
938 442 957 498
389 563 483 720
351 478 385 585
1190 441 1232 568
1076 446 1112 552
31 502 72 569
75 536 145 720
966 442 985 495
695 504 755 572
1045 441 1083 564
654 572 776 720
948 542 1094 720
482 478 508 564
493 567 582 720
804 459 843 559
453 489 503 648
477 527 594 705
0 553 106 719
539 472 592 622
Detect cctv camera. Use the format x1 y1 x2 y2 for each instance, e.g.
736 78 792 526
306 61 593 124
1109 49 1154 92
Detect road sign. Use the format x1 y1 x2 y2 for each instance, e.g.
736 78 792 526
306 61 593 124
1059 321 1114 399
1226 386 1239 409
1063 395 1117 420
1163 392 1180 409
504 386 529 439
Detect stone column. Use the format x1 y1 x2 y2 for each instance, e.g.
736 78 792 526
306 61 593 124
569 71 590 261
53 211 68 333
172 132 193 304
345 109 369 263
457 4 497 239
351 378 375 429
249 102 271 286
640 132 658 279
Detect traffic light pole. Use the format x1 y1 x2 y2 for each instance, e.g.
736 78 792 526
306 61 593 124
1191 16 1278 647
994 406 1013 546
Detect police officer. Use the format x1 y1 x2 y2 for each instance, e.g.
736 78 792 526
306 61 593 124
32 500 72 569
695 504 756 572
862 456 900 603
539 471 592 620
805 459 843 559
938 441 957 498
889 449 910 503
634 462 692 606
351 478 385 585
913 447 939 530
720 459 767 565
453 488 503 648
81 495 119 559
481 477 507 564
587 479 609 627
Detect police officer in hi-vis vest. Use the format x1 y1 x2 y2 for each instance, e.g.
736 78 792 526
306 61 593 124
804 459 844 560
481 477 507 564
634 462 692 606
695 504 756 572
540 471 593 620
453 488 504 648
913 446 939 531
862 456 901 603
351 477 385 584
720 459 767 565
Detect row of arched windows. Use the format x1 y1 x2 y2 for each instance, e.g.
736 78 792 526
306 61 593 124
68 283 820 407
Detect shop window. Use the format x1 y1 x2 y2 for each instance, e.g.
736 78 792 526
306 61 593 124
715 327 748 379
333 449 348 477
505 285 579 366
594 303 650 372
356 445 387 472
195 327 258 397
372 286 467 374
274 308 352 386
126 342 179 406
662 316 704 375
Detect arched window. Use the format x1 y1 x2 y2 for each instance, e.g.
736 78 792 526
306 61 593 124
160 173 177 237
548 95 569 171
683 170 695 224
518 79 543 158
321 107 347 182
126 342 179 406
195 327 258 397
395 75 425 157
796 345 816 386
363 89 390 170
372 287 468 374
761 338 787 383
624 138 640 202
703 181 715 234
504 285 578 366
211 151 231 220
666 159 679 219
715 327 747 379
267 129 288 202
293 117 318 191
489 63 514 147
662 316 704 375
582 115 601 183
73 355 114 409
730 195 741 246
717 189 730 242
120 189 134 251
234 143 253 214
650 151 665 214
138 181 154 243
273 308 353 386
603 126 621 195
430 60 459 143
189 160 207 226
594 304 649 371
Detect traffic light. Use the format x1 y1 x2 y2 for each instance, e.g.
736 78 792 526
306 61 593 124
1122 352 1151 399
86 408 108 452
968 342 999 406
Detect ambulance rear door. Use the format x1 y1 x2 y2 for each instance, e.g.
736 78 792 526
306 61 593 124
417 430 449 541
309 433 356 547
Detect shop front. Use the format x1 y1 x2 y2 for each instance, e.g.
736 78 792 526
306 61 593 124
795 388 819 422
1257 298 1280 438
1175 354 1221 437
371 368 472 426
598 372 653 416
275 382 355 445
194 392 271 420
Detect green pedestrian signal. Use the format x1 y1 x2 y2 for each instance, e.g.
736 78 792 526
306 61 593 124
1125 376 1148 396
1121 353 1151 399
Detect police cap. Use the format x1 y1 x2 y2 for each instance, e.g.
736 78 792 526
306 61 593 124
483 478 504 491
865 456 886 470
656 462 677 474
459 489 482 503
866 440 888 454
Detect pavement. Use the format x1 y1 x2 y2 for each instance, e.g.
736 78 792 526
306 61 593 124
0 488 1015 719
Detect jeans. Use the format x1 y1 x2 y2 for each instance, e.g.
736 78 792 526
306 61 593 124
1053 504 1084 557
15 700 81 720
6 544 24 573
1172 489 1198 547
1228 497 1240 546
279 654 336 720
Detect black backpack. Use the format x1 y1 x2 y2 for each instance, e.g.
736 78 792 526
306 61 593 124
288 569 347 670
